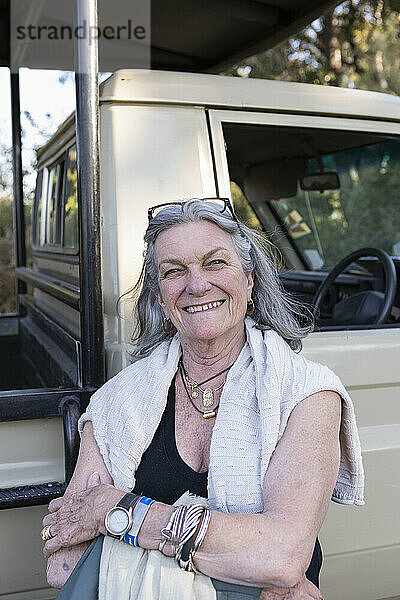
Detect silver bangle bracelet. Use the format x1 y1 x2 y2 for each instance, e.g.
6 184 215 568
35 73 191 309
176 505 207 570
191 508 211 558
159 509 177 553
185 508 211 572
170 505 187 554
177 504 204 551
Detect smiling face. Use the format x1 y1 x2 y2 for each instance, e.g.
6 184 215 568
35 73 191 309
155 221 253 345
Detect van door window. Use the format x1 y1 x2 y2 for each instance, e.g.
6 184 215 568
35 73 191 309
222 123 400 270
220 121 400 329
63 146 78 249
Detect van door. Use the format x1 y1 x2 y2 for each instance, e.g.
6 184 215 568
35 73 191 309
209 109 400 600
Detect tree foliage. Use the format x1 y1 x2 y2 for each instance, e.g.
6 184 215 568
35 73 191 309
229 0 400 95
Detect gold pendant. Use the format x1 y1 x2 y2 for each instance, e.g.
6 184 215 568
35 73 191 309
203 410 216 419
191 390 199 399
202 388 214 407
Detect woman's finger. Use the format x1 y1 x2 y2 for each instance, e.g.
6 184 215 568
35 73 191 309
86 471 101 488
43 536 61 558
42 523 80 557
42 512 58 527
48 497 64 512
304 579 323 600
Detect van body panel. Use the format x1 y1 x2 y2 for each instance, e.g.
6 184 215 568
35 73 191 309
33 290 81 341
37 115 75 165
0 418 63 597
99 103 216 376
0 506 57 598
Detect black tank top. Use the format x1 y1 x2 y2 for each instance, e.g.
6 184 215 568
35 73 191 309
133 380 322 586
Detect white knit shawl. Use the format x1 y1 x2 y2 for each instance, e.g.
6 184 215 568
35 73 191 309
78 318 365 510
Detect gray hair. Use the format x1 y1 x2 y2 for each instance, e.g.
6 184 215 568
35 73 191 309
124 200 313 360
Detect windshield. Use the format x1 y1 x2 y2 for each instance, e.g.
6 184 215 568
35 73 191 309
269 140 400 270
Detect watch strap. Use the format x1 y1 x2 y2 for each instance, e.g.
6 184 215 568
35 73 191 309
117 492 141 511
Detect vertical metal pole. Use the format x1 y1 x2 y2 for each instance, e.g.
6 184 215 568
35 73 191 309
10 71 27 297
75 0 105 389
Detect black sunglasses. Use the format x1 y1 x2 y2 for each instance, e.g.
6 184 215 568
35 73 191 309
147 197 237 223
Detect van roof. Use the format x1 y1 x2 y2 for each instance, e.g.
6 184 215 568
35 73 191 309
37 69 400 162
100 69 400 122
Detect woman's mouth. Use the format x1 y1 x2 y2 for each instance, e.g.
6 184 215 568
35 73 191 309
183 299 225 313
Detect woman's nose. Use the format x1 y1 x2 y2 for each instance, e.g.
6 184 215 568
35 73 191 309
185 269 212 296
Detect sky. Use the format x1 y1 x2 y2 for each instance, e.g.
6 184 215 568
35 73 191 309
0 68 76 193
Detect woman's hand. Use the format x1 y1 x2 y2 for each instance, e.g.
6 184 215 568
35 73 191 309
42 472 124 558
260 575 322 600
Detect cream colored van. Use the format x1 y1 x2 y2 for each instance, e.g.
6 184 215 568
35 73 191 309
1 70 400 600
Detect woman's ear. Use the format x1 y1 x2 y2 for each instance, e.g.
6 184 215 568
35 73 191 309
247 270 254 299
155 291 166 312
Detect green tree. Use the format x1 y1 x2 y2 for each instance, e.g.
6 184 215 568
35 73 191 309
0 142 34 313
229 0 400 96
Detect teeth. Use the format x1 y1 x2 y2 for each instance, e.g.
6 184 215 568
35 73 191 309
186 300 223 313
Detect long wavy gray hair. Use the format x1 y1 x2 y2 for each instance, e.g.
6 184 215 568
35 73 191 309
125 199 313 360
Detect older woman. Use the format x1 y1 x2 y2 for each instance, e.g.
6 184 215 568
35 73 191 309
42 199 364 599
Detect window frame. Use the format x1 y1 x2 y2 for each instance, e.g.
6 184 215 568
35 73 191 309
32 146 79 256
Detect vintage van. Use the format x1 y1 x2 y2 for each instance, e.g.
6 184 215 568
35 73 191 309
1 70 400 600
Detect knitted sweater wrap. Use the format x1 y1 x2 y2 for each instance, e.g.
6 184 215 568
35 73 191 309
78 318 365 511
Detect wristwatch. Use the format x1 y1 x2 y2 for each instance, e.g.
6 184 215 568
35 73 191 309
104 493 140 540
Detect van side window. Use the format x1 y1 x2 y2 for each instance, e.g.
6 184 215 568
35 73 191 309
46 164 64 245
63 146 78 249
33 145 78 253
33 169 43 246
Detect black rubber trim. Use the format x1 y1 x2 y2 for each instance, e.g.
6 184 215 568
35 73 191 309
0 388 94 422
0 482 67 509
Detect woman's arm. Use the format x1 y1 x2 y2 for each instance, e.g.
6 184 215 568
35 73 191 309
138 390 341 589
44 421 116 588
44 390 341 591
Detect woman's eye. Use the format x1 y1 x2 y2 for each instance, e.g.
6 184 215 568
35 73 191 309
207 259 226 267
163 268 182 277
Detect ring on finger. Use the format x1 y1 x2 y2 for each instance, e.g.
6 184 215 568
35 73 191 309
41 525 54 541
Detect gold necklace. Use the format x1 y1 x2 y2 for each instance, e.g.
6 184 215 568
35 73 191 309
179 365 219 419
179 360 229 407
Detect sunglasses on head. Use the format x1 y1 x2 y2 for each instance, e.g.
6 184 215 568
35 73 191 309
147 197 237 223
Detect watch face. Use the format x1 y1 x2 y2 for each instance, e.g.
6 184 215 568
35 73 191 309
108 508 130 535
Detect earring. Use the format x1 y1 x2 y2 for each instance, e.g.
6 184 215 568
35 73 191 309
162 317 175 333
246 298 255 316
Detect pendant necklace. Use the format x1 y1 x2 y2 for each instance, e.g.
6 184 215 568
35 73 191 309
179 365 219 419
179 359 234 413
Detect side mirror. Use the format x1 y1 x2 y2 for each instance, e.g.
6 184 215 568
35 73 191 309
300 172 340 192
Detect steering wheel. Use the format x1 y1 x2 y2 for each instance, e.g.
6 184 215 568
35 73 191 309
312 247 397 326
